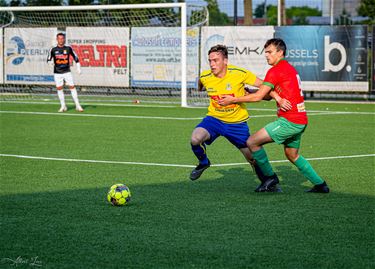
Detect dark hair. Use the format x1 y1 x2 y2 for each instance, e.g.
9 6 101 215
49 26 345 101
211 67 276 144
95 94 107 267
264 38 287 56
56 32 65 38
208 44 228 59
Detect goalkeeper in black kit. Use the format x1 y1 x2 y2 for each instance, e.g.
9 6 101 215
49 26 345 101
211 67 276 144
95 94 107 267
47 33 83 112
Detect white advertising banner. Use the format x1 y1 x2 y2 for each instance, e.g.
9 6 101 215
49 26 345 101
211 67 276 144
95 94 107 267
201 26 275 79
4 28 57 84
66 27 130 87
131 27 200 88
0 28 3 84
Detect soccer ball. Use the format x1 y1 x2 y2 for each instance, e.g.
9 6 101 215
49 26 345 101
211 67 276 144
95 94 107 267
107 184 131 206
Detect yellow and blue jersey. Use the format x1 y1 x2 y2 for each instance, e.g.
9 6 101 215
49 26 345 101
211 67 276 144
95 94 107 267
200 65 257 123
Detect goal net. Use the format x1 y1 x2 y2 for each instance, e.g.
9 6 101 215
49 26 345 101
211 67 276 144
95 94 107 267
0 3 208 107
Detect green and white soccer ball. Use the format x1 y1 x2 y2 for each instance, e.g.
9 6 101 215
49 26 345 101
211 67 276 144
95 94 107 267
107 184 131 206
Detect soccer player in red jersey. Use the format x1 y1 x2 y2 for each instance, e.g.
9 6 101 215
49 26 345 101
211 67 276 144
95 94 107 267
219 38 329 193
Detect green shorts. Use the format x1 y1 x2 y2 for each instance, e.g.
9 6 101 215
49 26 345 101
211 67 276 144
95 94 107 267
264 117 307 148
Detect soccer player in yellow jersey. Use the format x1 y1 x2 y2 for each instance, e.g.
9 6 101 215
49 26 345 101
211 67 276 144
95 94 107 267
190 45 285 191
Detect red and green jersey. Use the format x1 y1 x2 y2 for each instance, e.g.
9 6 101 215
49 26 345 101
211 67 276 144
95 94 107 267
263 59 308 125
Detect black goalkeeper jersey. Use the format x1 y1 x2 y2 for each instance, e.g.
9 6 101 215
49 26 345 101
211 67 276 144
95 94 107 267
47 45 79 74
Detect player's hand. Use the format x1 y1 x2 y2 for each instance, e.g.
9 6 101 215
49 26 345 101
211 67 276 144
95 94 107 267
76 63 82 75
218 95 236 106
278 98 292 111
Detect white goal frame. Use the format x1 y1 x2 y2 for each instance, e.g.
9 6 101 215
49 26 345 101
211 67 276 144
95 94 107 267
0 3 190 107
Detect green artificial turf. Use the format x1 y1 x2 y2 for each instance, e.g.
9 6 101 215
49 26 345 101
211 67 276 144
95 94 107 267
0 100 374 269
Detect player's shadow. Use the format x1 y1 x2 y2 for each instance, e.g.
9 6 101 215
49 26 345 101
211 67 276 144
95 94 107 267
66 104 97 111
209 163 310 193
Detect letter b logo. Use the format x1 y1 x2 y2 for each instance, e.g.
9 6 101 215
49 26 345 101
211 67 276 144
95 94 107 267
322 35 350 72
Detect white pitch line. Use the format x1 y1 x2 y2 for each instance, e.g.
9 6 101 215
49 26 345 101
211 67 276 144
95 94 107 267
0 153 196 168
0 110 278 120
0 100 178 108
211 153 375 167
1 110 373 121
0 100 276 111
0 153 374 169
306 111 375 116
1 100 374 114
0 110 203 120
306 100 375 105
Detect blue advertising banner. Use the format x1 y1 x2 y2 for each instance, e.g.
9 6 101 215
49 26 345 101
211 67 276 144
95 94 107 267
131 27 199 88
4 28 57 85
275 26 368 92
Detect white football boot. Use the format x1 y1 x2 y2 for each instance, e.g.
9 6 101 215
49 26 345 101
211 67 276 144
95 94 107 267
76 105 84 112
58 106 68 113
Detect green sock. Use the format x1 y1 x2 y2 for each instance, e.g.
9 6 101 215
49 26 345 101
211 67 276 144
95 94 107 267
294 155 324 185
252 148 275 177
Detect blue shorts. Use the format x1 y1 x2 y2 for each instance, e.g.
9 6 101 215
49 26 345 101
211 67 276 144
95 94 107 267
196 116 250 149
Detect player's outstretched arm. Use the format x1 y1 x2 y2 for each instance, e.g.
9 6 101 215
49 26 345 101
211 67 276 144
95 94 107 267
244 76 263 94
47 48 53 66
69 47 81 74
253 77 263 88
218 84 272 106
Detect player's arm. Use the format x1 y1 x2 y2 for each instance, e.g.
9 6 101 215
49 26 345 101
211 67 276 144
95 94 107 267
225 83 273 104
219 83 274 103
197 79 205 91
245 77 273 101
244 76 262 95
253 77 263 88
219 84 292 111
220 69 290 109
225 67 273 103
47 48 53 66
269 91 292 111
69 47 81 74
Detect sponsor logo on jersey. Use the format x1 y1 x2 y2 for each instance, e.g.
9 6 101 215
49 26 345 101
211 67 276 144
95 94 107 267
210 94 236 109
55 54 67 59
297 102 306 112
56 59 68 65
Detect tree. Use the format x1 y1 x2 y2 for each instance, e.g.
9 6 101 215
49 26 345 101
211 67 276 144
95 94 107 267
254 2 266 18
260 4 321 25
9 0 24 6
68 0 93 5
205 0 231 26
358 0 375 23
26 0 63 5
265 5 277 25
287 6 321 25
99 0 173 4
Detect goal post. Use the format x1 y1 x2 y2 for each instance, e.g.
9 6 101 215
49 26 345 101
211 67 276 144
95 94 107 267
0 3 208 107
